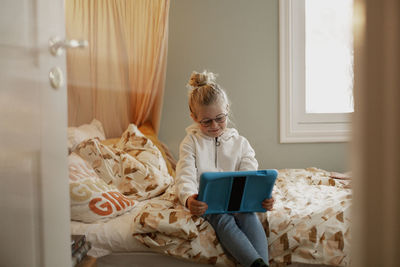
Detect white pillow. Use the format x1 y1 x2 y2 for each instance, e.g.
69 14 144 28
69 153 137 223
68 119 106 152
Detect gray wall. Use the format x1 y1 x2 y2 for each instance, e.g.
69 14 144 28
159 0 350 172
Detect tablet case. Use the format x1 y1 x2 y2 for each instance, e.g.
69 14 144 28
198 169 278 214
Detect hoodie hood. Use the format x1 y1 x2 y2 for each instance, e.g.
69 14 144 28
185 123 238 141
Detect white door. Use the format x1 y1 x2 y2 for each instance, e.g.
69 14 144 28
0 0 71 266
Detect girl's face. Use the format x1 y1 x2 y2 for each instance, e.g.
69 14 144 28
192 101 228 138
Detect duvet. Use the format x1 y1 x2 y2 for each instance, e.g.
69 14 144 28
131 168 351 267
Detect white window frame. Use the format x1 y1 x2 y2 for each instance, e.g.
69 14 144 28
279 0 352 143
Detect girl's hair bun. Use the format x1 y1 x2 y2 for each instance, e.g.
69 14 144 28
187 70 230 116
187 70 217 88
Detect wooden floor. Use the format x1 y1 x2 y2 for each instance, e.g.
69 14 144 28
76 256 97 267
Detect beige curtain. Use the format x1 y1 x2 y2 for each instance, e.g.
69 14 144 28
66 0 170 138
352 0 400 266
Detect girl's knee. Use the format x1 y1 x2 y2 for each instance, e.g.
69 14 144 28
210 214 235 231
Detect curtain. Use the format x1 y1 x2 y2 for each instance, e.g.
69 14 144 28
352 0 400 266
65 0 170 137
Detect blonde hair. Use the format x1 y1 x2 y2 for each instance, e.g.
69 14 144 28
187 70 230 118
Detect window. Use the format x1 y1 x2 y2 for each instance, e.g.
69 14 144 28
279 0 354 143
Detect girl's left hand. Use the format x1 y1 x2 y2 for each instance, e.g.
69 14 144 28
262 197 275 211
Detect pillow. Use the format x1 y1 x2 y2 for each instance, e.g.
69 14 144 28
138 122 176 177
100 124 177 177
76 124 173 201
68 152 137 223
68 119 106 152
100 138 120 147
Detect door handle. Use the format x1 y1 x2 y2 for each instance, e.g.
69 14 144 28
48 36 88 56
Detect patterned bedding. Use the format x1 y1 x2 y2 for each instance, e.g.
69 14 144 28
70 124 352 266
265 169 351 266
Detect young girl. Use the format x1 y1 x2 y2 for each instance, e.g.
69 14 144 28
176 70 274 267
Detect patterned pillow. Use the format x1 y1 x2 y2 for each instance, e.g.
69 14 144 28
68 119 106 153
138 123 176 177
69 152 137 223
76 124 173 201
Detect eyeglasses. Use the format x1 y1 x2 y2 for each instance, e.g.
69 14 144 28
199 113 228 127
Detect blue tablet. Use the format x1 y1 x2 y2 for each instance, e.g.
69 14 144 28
197 169 278 214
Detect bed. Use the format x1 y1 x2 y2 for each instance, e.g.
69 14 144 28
68 120 352 267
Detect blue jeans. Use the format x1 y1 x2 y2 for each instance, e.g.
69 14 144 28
204 212 268 267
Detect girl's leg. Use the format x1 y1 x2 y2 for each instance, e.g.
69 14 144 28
234 213 269 263
205 213 261 267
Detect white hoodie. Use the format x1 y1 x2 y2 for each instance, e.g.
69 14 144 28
175 123 258 206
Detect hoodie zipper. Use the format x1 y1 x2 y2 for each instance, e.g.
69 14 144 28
215 137 220 168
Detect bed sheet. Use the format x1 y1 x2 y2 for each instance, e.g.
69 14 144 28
71 205 148 258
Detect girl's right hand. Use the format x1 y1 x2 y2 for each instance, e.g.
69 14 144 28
186 194 208 216
262 197 275 211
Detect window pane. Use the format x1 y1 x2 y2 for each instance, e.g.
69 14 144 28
305 0 354 113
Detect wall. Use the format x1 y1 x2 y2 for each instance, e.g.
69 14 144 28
159 0 350 172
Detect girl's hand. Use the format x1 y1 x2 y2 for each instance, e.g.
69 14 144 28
262 197 275 211
186 194 208 216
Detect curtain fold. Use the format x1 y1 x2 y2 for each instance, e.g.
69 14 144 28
66 0 170 138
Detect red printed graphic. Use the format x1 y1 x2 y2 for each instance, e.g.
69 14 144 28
89 198 113 216
89 191 135 216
